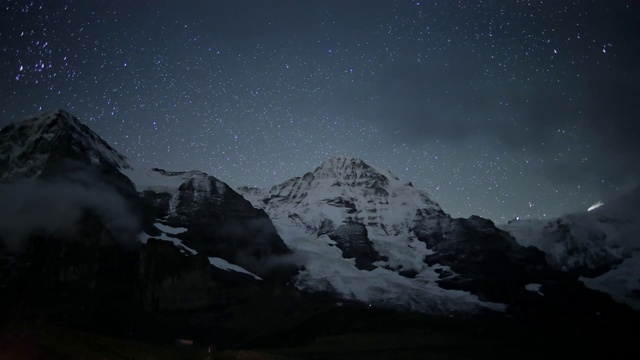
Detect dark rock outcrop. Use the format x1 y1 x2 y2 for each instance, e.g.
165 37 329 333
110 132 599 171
414 213 551 303
139 169 295 281
327 221 380 271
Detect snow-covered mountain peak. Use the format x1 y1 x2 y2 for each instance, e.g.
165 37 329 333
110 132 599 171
237 157 543 313
238 157 446 277
239 157 442 223
312 156 400 185
0 109 130 181
237 158 445 273
21 108 80 127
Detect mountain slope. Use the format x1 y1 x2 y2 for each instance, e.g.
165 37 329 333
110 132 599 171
239 156 553 313
0 109 296 315
124 166 294 279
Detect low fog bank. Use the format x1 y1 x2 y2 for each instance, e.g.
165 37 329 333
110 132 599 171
214 217 306 278
235 251 307 279
0 174 141 253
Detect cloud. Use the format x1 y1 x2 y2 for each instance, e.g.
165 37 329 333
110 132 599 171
362 47 640 193
234 251 306 281
214 217 305 278
0 172 141 253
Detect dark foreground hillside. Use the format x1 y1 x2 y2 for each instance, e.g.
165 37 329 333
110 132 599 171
1 288 637 360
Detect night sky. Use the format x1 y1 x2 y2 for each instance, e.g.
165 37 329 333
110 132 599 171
1 0 639 222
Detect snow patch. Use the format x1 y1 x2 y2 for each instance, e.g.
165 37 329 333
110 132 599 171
525 283 543 296
208 257 262 280
154 222 187 235
138 222 196 255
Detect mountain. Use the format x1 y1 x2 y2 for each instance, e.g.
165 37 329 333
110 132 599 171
238 156 577 314
0 109 296 318
499 185 640 310
1 109 638 356
124 166 294 280
0 109 129 181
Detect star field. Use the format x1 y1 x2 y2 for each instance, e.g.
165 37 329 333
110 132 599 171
1 0 639 222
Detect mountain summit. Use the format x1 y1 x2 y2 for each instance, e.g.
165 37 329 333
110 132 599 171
311 156 399 184
0 109 129 182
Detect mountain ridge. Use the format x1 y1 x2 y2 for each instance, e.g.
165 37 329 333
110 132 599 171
2 109 637 319
0 109 296 301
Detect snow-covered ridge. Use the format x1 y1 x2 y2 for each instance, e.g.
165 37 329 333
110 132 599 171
0 109 130 181
124 165 231 220
124 166 210 193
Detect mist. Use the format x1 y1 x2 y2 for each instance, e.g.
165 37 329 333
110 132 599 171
214 217 306 277
0 175 141 253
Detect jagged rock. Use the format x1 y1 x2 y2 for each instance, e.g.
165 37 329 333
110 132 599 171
132 168 294 280
317 218 335 236
327 221 380 270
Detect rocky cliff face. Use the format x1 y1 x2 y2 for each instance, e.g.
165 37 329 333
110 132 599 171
414 213 549 303
130 167 295 280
